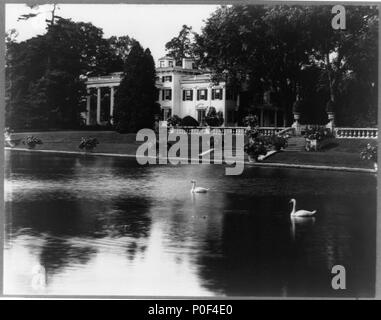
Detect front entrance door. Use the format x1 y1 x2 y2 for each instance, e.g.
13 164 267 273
162 108 171 121
197 109 206 125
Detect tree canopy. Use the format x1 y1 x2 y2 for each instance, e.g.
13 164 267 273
192 5 378 126
5 17 134 130
165 25 195 64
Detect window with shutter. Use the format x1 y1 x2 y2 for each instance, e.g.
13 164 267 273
162 89 172 100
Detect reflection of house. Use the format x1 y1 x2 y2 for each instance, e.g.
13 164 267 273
84 56 285 127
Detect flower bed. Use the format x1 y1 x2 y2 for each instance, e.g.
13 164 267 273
304 127 334 151
22 136 43 149
244 127 288 162
79 137 99 152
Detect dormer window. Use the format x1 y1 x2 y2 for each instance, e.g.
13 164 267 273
159 61 165 68
168 60 174 67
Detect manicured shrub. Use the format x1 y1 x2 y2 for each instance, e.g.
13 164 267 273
79 137 99 152
242 114 259 128
181 116 199 127
244 128 268 161
244 140 267 161
271 135 288 151
304 126 334 141
167 115 182 127
205 107 224 126
22 136 43 149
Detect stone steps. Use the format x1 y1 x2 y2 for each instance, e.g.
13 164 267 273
285 137 306 152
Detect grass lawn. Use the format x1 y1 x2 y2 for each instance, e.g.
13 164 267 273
7 131 377 169
263 138 376 169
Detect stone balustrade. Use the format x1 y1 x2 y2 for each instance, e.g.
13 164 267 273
257 127 287 136
170 126 290 136
168 126 378 140
177 126 248 135
334 127 378 139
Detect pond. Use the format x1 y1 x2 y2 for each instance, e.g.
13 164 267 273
3 150 376 297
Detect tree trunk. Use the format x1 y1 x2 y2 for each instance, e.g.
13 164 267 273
325 52 335 103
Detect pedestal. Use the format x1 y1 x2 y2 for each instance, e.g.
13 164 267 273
291 113 301 135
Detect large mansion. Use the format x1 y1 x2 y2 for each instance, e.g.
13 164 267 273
85 56 286 127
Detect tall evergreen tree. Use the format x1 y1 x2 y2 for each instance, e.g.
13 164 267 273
165 25 194 64
113 42 160 133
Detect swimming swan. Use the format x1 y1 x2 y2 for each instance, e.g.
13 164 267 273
289 198 316 217
191 180 208 193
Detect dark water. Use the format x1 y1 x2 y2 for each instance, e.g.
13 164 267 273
4 150 376 297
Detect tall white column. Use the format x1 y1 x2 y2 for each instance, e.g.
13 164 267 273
208 86 212 108
86 89 91 125
110 86 114 124
96 87 101 125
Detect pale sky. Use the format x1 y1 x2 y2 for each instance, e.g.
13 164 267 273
5 4 220 63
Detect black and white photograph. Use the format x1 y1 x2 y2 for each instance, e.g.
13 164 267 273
2 1 379 298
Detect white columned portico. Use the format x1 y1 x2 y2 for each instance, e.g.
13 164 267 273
96 87 101 125
85 72 122 126
86 89 91 125
110 86 115 124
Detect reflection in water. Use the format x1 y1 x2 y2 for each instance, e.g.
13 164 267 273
290 217 316 241
4 151 376 297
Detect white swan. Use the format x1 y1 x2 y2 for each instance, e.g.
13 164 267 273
289 198 316 217
191 180 208 193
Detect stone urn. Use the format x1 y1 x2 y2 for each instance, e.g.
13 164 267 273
326 112 335 130
247 154 257 163
305 138 317 151
291 112 301 134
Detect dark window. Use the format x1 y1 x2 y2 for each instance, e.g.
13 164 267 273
212 88 223 100
155 88 160 101
182 90 193 101
162 76 172 82
227 110 235 123
197 89 208 101
159 61 165 68
168 60 174 67
162 89 172 100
